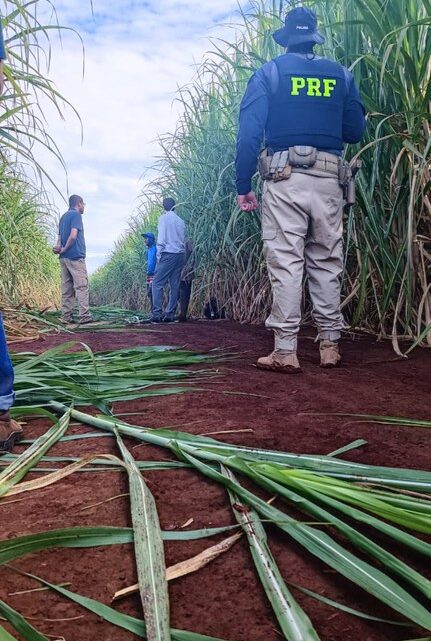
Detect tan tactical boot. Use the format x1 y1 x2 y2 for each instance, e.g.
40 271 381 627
320 340 341 368
256 351 301 373
0 412 23 452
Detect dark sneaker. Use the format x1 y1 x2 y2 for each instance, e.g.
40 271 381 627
0 416 23 452
163 316 178 323
150 316 162 323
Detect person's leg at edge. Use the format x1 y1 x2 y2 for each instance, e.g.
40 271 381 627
0 313 22 452
258 176 309 373
305 175 344 368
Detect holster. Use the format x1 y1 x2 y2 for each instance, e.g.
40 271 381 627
339 158 362 209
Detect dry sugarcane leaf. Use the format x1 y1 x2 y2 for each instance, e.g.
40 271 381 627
0 411 71 498
113 532 242 601
3 454 122 497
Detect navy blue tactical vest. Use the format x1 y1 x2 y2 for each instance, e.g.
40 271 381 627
266 53 348 153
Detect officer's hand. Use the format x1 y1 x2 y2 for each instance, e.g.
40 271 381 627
237 191 258 212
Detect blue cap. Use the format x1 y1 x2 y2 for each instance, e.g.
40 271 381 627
142 232 155 240
273 7 325 48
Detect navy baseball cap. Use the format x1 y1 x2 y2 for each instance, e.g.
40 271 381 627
273 7 325 48
142 232 155 240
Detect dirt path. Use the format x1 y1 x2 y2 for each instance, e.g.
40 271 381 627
1 321 430 641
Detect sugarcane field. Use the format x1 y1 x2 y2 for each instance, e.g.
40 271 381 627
1 1 431 641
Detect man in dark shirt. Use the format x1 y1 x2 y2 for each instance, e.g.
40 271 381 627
53 194 92 324
236 7 365 373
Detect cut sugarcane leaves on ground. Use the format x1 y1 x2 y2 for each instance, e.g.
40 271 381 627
223 466 320 641
115 429 171 641
12 343 214 409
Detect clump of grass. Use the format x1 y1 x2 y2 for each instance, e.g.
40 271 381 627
0 165 60 309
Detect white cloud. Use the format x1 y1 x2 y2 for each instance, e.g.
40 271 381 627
28 0 247 272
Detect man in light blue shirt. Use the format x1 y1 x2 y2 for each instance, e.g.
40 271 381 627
151 198 185 322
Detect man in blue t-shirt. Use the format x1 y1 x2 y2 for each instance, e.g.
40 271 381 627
53 194 92 324
236 7 365 373
142 231 157 311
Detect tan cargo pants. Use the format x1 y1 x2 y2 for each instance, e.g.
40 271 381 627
261 171 345 353
60 258 91 323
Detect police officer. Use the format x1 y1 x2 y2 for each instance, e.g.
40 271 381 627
236 6 365 373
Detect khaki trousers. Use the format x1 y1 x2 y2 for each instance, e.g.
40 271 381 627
261 171 345 353
60 258 91 322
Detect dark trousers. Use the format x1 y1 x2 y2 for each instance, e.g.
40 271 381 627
179 280 192 321
147 283 153 312
0 314 14 411
152 252 185 318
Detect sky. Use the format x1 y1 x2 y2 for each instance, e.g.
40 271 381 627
34 0 249 273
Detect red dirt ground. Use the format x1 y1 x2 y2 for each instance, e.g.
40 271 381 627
1 320 431 641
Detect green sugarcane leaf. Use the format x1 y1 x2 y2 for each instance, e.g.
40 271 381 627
257 466 431 533
253 464 431 533
14 570 230 641
115 429 171 641
52 404 431 493
175 443 431 630
329 414 431 428
246 462 431 600
255 465 431 558
0 525 239 565
0 598 49 641
223 466 320 641
0 410 71 497
13 344 214 409
327 439 368 457
0 624 20 641
287 581 410 626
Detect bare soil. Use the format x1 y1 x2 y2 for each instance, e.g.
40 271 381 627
1 320 431 641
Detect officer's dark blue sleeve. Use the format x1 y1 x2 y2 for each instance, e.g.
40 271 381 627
235 64 273 195
342 71 366 143
0 21 6 60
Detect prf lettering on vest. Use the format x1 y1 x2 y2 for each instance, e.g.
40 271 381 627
291 77 337 97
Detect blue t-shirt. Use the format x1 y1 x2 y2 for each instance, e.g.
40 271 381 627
59 209 86 260
147 244 157 275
